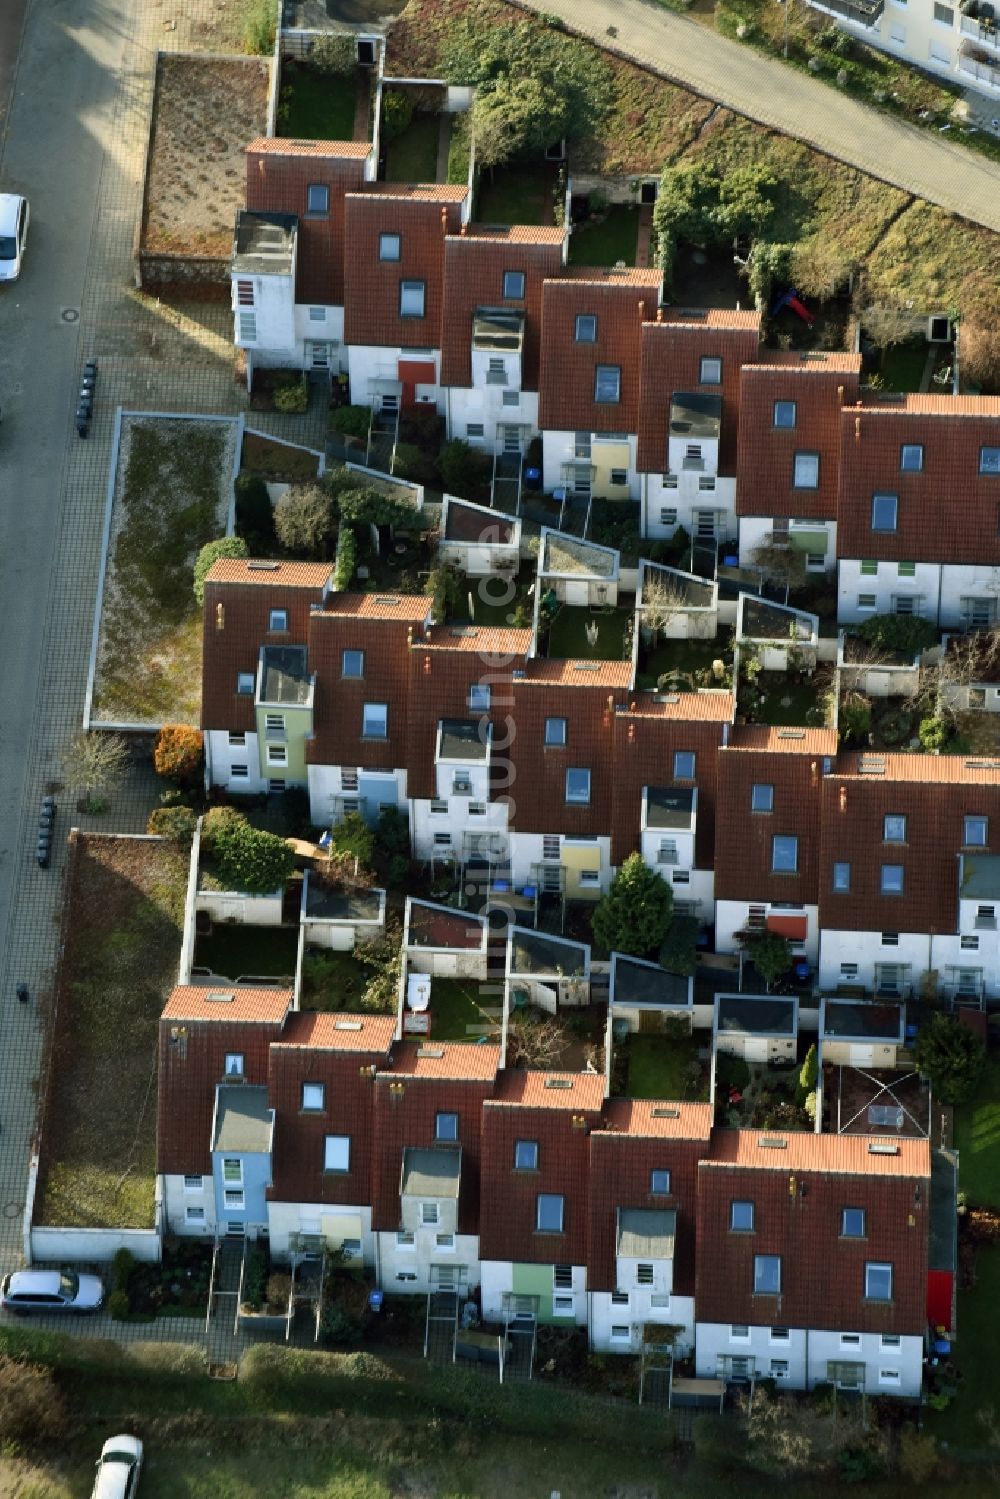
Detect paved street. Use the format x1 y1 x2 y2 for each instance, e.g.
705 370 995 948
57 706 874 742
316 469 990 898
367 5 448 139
0 0 327 1274
516 0 1000 232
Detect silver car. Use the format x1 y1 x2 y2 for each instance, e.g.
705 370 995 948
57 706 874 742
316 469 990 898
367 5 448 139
0 193 29 281
0 1267 104 1314
91 1435 143 1499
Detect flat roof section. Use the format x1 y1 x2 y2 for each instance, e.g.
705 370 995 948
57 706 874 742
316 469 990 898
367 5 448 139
438 718 489 761
645 786 695 830
618 1207 676 1258
214 1085 272 1152
716 995 797 1036
822 1000 904 1042
401 1146 461 1198
670 390 722 440
261 645 312 705
233 209 296 275
612 954 691 1007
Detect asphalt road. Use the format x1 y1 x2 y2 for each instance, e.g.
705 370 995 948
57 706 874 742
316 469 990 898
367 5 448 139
0 0 126 1238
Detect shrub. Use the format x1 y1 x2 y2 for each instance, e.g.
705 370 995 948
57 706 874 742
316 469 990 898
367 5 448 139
321 1299 366 1344
272 376 309 414
333 523 357 591
592 854 673 956
382 89 414 140
914 1011 986 1104
112 1247 135 1292
0 1354 74 1445
898 1429 938 1482
858 612 938 656
839 691 872 746
438 438 491 500
425 561 463 622
201 805 295 895
154 724 204 783
745 931 792 990
108 1289 131 1321
235 473 276 553
338 489 426 530
659 914 699 976
242 1247 268 1311
308 33 357 73
331 811 375 871
266 1272 293 1311
274 482 338 559
193 535 249 605
279 786 312 839
387 854 409 888
375 804 410 860
330 405 373 442
918 715 951 752
126 1341 207 1379
241 0 276 54
147 804 198 841
392 441 439 487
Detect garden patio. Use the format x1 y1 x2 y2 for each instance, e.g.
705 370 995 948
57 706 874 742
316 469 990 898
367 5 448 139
612 1030 711 1103
544 603 633 663
635 633 731 692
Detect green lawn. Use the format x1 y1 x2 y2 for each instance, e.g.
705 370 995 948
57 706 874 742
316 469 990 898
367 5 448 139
385 113 442 183
278 64 359 141
569 205 640 267
427 976 502 1041
926 1245 1000 1451
879 337 930 393
240 432 322 482
752 677 825 728
300 947 375 1011
626 1032 708 1101
547 604 632 662
195 922 299 981
953 1052 1000 1210
476 161 558 226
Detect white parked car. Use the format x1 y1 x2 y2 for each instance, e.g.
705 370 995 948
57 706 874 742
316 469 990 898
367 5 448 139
0 1267 104 1314
0 193 30 280
91 1435 144 1499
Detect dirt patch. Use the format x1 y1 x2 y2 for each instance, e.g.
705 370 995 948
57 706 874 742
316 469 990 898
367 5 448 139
143 55 270 256
35 833 189 1229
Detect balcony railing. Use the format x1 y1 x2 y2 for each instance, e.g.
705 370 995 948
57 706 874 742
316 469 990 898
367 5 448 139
807 0 884 25
656 849 679 865
485 370 508 386
961 13 1000 50
958 42 1000 86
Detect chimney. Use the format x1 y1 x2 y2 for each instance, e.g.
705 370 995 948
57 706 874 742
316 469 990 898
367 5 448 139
811 759 817 783
424 655 431 674
656 306 663 323
607 695 614 713
407 625 413 645
639 299 645 322
628 722 635 743
460 221 467 236
855 415 861 442
216 603 225 632
837 384 844 404
441 206 448 234
840 785 848 813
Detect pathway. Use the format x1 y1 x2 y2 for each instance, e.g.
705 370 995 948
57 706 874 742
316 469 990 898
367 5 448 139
514 0 1000 233
0 0 328 1270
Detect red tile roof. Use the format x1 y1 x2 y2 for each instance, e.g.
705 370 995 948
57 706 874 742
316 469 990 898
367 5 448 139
162 986 292 1024
207 559 331 588
505 674 627 836
622 691 734 722
818 768 999 933
836 400 1000 564
708 1128 930 1175
610 710 725 866
479 1094 594 1263
726 725 838 755
490 1069 606 1111
418 626 531 656
404 642 521 799
246 138 372 159
267 1031 384 1205
588 1130 705 1294
307 610 414 769
440 231 564 390
343 192 465 349
599 1099 714 1139
202 571 325 732
384 1040 501 1081
520 659 634 687
371 1073 492 1233
713 744 824 905
696 1132 930 1333
273 1011 396 1053
246 143 368 305
736 357 860 519
538 276 659 434
156 1014 282 1175
637 314 761 474
323 592 429 621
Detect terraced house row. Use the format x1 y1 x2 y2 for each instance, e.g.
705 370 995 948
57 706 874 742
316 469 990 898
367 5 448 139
233 138 1000 630
201 554 1000 1004
156 981 934 1396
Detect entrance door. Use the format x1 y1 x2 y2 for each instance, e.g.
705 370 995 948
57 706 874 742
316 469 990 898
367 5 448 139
502 425 522 454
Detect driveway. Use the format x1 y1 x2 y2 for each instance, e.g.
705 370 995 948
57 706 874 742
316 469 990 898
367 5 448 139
514 0 1000 233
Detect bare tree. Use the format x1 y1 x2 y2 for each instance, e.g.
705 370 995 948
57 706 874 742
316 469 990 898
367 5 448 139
960 321 1000 393
62 731 131 813
749 533 806 605
506 1013 566 1069
918 622 1000 723
860 300 917 350
640 567 693 638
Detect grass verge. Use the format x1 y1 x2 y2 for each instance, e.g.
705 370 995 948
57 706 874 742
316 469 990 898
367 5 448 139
278 63 359 140
35 835 188 1229
385 113 443 182
569 204 640 266
953 1051 1000 1211
626 1031 708 1101
93 416 235 725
